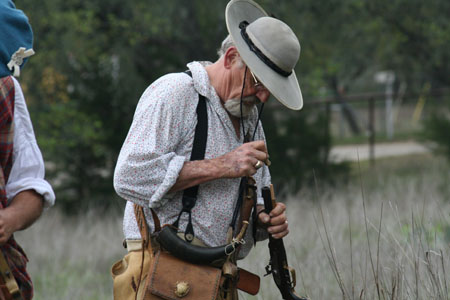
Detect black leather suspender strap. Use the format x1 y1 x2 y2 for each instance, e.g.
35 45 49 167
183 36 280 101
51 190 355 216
173 71 208 242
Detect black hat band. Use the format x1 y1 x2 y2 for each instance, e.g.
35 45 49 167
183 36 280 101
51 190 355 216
239 20 292 78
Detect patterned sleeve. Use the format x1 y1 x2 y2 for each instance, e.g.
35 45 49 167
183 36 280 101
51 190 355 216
114 73 197 208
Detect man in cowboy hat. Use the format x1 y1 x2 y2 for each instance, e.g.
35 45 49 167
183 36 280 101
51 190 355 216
0 1 56 299
113 0 302 298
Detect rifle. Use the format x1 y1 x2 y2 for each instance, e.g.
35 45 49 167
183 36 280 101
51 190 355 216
0 251 22 300
262 185 307 300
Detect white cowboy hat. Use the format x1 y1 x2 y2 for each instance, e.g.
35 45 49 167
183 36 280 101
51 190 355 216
225 0 303 110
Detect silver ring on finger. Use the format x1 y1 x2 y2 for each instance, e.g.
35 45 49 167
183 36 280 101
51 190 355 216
254 160 263 169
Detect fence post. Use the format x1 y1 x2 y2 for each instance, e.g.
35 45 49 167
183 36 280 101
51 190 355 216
369 97 375 166
324 101 331 165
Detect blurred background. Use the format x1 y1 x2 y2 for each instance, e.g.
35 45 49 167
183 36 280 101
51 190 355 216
12 0 450 299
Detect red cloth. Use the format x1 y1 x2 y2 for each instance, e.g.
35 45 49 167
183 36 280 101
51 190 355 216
0 76 32 300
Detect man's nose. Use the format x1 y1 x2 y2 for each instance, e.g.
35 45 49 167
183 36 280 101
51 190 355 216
256 89 271 103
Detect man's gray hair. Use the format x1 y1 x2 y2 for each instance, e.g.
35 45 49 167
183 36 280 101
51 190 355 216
217 35 245 68
217 35 235 58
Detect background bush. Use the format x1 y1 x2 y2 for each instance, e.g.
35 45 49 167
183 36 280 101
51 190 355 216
420 113 450 161
15 0 450 213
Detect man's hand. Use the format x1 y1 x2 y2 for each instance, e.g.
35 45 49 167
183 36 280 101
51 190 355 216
0 209 16 245
0 190 43 245
258 202 289 239
216 140 268 178
170 141 268 193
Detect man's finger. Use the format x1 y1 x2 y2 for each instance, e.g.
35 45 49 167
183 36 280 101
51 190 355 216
270 229 289 239
268 220 288 234
258 211 271 224
254 150 269 162
269 214 287 226
247 140 266 151
269 202 286 217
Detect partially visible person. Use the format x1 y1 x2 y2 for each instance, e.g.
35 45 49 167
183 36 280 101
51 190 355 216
0 1 56 299
113 0 303 299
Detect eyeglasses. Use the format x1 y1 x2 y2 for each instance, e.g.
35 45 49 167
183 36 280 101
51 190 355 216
249 69 265 91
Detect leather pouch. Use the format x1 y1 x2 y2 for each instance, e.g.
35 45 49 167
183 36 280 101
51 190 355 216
143 250 222 300
237 268 260 295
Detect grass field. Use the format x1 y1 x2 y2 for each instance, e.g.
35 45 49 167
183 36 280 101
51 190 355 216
15 153 449 299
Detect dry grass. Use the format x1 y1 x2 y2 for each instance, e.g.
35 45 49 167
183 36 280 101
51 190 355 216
15 154 450 299
15 210 124 300
240 154 450 299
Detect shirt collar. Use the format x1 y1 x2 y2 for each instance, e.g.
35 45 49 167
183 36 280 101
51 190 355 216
187 61 259 142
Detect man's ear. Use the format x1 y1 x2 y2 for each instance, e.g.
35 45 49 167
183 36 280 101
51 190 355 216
223 47 240 69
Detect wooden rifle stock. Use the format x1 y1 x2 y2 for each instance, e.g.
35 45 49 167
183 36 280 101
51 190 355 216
262 185 307 300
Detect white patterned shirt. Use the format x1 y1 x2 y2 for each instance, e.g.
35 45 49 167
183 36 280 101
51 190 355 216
114 61 270 257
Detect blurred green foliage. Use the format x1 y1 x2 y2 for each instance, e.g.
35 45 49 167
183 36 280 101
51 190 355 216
262 109 350 191
420 113 450 161
14 0 449 212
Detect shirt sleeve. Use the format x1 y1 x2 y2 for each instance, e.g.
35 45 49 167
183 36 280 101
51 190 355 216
6 78 55 208
114 73 197 209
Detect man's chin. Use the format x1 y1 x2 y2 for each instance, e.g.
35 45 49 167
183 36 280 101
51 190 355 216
224 98 256 118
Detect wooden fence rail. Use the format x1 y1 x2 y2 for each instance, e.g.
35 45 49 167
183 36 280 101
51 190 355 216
270 88 449 165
